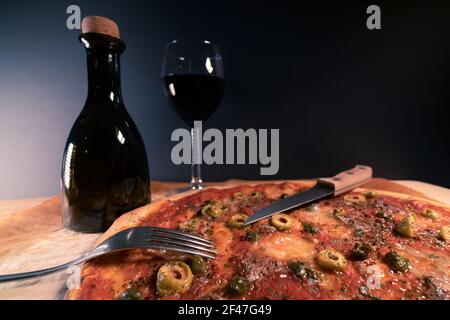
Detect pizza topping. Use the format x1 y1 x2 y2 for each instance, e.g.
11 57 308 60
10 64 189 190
344 194 366 204
178 217 200 234
227 214 248 229
316 249 347 271
421 208 440 220
363 191 377 199
243 231 260 243
271 213 294 231
232 192 247 201
156 262 193 296
288 261 320 280
302 223 319 234
438 226 450 241
200 200 228 219
395 214 417 238
376 210 392 220
384 251 410 272
306 203 319 212
349 243 373 261
120 287 143 300
188 255 207 275
226 276 251 296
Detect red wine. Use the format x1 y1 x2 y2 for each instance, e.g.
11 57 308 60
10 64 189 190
61 32 150 233
163 74 225 125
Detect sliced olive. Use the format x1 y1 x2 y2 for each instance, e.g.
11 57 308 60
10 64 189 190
438 225 450 241
232 192 247 201
303 223 319 234
243 231 260 243
156 262 193 296
179 217 200 234
344 194 366 203
120 287 143 300
349 243 372 261
421 209 439 220
395 214 416 237
306 203 319 212
363 191 377 199
226 276 250 296
329 207 344 217
316 249 347 271
376 210 391 220
270 213 294 231
227 214 248 229
384 251 410 272
201 201 227 219
250 191 262 200
288 261 320 280
188 255 207 275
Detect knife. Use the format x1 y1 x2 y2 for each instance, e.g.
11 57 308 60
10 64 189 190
242 165 373 226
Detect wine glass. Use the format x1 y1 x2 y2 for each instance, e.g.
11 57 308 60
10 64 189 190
162 40 225 194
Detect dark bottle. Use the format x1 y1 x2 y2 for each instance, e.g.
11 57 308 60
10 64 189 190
61 17 150 232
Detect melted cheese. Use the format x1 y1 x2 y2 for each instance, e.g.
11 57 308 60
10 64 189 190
252 233 316 262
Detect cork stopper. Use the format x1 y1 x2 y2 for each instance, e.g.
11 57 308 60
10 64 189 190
81 16 120 39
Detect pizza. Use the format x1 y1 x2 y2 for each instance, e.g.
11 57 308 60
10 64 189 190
67 181 450 300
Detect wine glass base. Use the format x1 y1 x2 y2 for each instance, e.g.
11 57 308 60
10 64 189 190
165 183 205 196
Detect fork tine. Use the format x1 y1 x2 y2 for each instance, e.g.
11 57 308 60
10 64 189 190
147 231 215 248
146 236 217 254
145 241 216 259
145 227 213 244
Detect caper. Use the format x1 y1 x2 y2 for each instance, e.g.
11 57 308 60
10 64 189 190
288 261 320 280
384 251 410 272
156 262 193 296
421 209 439 220
376 210 391 220
303 223 319 234
363 191 377 199
349 243 372 261
316 249 347 271
188 255 207 275
226 276 250 296
344 194 366 203
306 203 319 212
120 287 143 300
201 201 227 219
395 214 416 237
438 225 450 241
227 214 248 229
270 213 294 231
243 231 260 243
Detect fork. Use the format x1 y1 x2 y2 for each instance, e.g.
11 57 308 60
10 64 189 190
0 226 216 284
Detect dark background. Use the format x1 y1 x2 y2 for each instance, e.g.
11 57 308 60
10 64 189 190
0 0 449 199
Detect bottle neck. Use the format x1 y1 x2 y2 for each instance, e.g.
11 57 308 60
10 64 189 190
86 50 123 104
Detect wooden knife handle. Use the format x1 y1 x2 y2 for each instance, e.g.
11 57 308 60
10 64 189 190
317 165 373 196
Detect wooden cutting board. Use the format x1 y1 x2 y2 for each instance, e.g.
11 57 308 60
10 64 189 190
0 178 446 299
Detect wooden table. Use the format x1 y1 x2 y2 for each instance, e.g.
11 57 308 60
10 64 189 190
0 180 448 300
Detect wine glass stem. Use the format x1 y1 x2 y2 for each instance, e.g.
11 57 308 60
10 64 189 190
190 126 203 189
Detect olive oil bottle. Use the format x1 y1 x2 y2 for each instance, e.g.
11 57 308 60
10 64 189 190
61 16 150 232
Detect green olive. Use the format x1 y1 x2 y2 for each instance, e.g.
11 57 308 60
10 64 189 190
344 194 366 203
178 217 200 234
232 192 248 201
421 209 439 220
226 276 250 296
288 261 320 280
329 207 344 217
384 251 410 272
316 249 347 271
363 191 377 199
156 262 193 296
188 255 207 275
438 225 450 241
227 214 249 229
303 223 319 234
120 287 143 300
243 231 260 243
250 191 263 200
395 214 416 237
201 201 227 219
270 213 294 231
349 243 372 261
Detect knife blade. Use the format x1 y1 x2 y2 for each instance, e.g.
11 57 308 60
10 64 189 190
243 165 373 226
